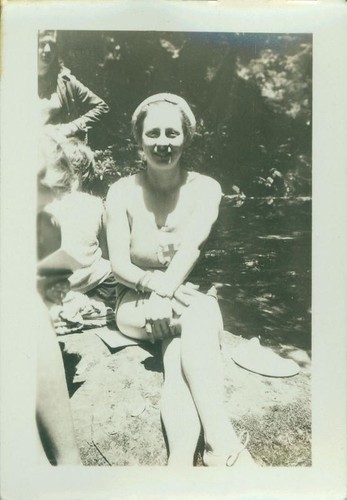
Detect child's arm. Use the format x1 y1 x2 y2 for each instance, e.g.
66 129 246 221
98 211 109 260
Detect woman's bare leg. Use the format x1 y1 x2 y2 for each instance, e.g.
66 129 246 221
117 293 201 465
116 291 251 464
179 295 240 456
161 337 201 466
115 290 149 340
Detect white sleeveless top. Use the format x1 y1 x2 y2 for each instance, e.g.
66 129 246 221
44 191 111 293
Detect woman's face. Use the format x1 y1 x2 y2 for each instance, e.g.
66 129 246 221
38 34 58 77
141 103 185 170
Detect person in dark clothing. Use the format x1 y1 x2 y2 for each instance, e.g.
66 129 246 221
38 30 109 142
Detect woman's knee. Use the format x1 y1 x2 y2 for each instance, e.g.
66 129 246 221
116 299 146 338
182 294 223 329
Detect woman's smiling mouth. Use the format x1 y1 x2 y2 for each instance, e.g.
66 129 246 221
153 146 172 160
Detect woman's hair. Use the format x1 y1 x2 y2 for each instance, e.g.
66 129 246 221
131 93 197 146
41 135 95 191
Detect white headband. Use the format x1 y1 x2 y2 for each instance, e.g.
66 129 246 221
132 93 196 138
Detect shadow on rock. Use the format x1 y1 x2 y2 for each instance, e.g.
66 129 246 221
141 353 164 373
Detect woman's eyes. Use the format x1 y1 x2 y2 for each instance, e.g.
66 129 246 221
145 129 181 138
145 130 159 138
166 130 180 138
38 42 55 50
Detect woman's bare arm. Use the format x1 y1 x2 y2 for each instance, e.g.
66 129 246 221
154 177 222 298
105 179 149 288
106 176 221 297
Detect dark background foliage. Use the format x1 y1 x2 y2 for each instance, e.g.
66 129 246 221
57 31 312 350
58 31 312 199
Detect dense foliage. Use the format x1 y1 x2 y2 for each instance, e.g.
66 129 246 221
59 31 312 198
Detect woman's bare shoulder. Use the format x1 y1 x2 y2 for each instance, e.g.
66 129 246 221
186 171 222 196
107 174 138 199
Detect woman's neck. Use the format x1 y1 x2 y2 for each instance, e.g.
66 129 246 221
38 66 59 98
144 165 185 193
38 77 56 99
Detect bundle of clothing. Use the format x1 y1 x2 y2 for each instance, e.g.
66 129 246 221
48 291 115 335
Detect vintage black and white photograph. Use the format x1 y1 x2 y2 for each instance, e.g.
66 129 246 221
1 2 346 499
36 29 312 467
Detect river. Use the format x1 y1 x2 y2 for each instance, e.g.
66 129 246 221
198 197 311 351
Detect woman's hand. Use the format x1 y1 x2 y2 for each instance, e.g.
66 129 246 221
57 123 79 138
143 292 175 343
173 282 200 306
145 270 175 298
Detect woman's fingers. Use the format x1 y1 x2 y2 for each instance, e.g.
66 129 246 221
177 283 200 296
174 284 200 306
147 319 173 343
185 282 200 290
143 293 174 341
171 299 185 317
172 289 190 307
142 292 187 341
169 318 181 337
145 321 155 344
153 319 172 340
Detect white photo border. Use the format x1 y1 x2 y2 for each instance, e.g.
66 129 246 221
1 1 346 499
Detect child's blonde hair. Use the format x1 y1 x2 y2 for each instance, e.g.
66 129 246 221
41 134 95 192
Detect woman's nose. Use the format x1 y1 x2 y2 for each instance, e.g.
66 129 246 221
156 133 169 147
43 43 52 54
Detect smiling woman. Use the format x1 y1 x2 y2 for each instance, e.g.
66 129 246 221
105 93 256 467
141 103 184 168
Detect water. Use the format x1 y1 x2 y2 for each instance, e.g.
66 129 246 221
197 198 311 351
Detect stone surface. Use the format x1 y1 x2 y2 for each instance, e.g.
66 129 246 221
59 328 311 467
